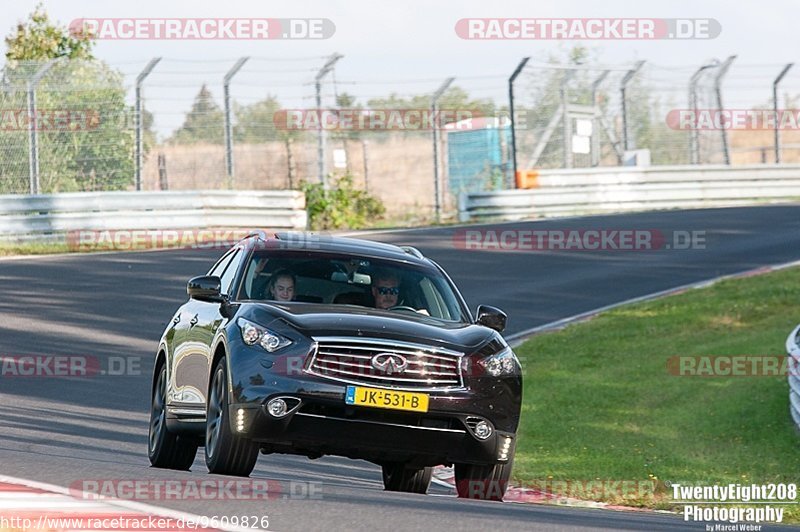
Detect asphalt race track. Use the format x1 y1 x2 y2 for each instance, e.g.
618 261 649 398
1 205 800 531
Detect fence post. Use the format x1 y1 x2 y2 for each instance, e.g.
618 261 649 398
560 69 576 168
620 60 645 153
714 55 736 165
362 139 370 193
135 57 161 191
315 53 343 190
508 57 529 186
689 60 719 164
27 58 60 194
431 77 454 223
773 63 793 163
285 137 295 189
590 70 610 167
157 153 168 190
223 57 249 184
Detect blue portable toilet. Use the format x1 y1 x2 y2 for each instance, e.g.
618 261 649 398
446 117 511 195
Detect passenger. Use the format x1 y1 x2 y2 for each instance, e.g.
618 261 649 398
371 271 400 310
266 269 295 302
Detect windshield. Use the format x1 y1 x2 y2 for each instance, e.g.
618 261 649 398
236 250 469 323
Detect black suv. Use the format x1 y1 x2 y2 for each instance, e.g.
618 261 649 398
148 233 522 500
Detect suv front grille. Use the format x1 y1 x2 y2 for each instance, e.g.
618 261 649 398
305 336 464 391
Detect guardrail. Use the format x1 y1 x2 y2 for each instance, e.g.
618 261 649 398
788 326 800 432
459 164 800 222
0 190 307 240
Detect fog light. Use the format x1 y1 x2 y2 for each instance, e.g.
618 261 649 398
236 408 246 432
267 398 288 418
499 436 513 461
474 420 493 440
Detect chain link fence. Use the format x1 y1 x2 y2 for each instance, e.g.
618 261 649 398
513 58 800 171
2 55 800 219
0 59 135 194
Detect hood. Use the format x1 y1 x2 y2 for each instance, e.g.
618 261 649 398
242 302 494 352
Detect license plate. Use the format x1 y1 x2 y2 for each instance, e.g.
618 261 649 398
345 386 429 412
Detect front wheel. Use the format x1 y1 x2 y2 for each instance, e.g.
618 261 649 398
381 463 432 494
148 363 198 470
205 357 259 476
454 440 515 501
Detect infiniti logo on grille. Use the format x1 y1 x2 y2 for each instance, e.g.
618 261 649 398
371 353 408 375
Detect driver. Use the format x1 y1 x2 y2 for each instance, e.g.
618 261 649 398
371 271 400 310
266 269 296 302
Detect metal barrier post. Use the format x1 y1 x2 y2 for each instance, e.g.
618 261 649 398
773 63 793 163
135 58 161 191
714 55 736 165
508 57 529 185
27 59 61 194
431 77 454 223
315 53 343 189
620 60 645 153
223 57 249 184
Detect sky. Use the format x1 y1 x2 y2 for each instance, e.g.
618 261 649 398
2 0 798 138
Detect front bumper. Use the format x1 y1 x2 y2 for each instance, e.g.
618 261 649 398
231 398 515 466
226 337 521 466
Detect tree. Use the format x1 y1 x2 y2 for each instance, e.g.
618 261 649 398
234 95 282 143
367 86 495 122
170 85 224 144
335 92 357 108
5 3 93 64
0 5 135 192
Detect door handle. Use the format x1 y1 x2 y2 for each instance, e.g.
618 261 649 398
189 314 199 327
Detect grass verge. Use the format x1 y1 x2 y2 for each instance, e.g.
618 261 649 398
513 266 800 522
0 241 70 256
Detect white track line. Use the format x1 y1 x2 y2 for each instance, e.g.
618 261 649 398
0 475 267 532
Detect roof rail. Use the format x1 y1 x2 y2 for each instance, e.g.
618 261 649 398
400 246 425 259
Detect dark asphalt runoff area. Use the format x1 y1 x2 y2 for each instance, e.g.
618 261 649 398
1 205 799 531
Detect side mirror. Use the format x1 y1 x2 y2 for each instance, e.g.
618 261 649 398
476 305 507 333
187 275 224 303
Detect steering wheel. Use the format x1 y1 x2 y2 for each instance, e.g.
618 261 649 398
388 305 418 312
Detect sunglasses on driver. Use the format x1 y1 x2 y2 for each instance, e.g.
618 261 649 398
376 286 400 296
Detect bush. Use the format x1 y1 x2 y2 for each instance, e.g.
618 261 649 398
302 174 385 230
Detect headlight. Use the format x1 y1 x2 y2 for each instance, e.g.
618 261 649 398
237 318 292 353
478 347 520 377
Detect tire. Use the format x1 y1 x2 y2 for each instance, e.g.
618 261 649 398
454 442 515 501
148 363 198 470
381 463 432 494
205 357 259 476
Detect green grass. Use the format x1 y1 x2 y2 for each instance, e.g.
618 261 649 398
513 266 800 520
0 241 70 256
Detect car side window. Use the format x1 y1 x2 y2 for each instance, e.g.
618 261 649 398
218 249 242 296
208 249 235 278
